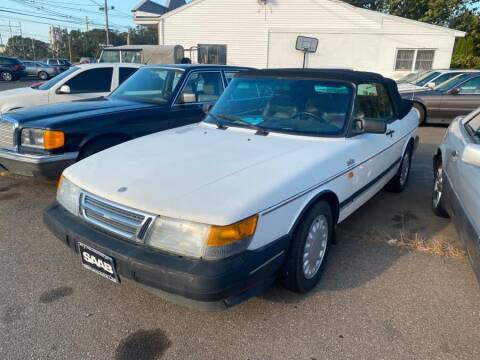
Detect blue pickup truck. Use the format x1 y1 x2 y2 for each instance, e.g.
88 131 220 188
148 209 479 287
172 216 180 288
0 64 252 179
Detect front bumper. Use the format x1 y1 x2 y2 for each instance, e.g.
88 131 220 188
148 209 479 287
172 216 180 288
43 202 289 310
0 149 78 180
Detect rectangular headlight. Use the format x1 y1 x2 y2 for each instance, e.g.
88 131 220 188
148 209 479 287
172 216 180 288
21 128 64 150
57 175 81 216
145 215 258 260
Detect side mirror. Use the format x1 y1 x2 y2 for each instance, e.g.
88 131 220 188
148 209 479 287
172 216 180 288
58 84 71 94
448 87 460 95
354 118 387 134
180 93 196 104
202 103 213 114
426 82 436 89
461 144 480 167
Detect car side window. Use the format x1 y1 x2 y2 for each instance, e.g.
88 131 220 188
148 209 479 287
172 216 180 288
177 71 224 104
354 83 394 122
458 77 480 95
64 68 114 93
119 67 138 84
224 71 239 84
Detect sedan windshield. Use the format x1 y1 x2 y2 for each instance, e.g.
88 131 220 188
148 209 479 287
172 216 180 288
398 71 430 84
207 77 353 136
110 67 184 105
435 73 471 91
36 66 80 90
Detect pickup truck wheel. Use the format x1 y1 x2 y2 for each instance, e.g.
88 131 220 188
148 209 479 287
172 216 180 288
386 146 412 193
79 137 127 160
432 163 449 218
282 201 333 294
1 71 13 81
38 71 49 80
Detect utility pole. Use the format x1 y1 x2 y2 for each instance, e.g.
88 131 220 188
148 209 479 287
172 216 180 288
100 1 114 47
31 38 36 60
18 22 26 59
67 30 72 62
85 16 90 32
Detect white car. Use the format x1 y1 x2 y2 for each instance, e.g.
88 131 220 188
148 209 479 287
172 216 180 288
397 69 472 93
44 69 419 309
432 109 480 281
0 63 141 113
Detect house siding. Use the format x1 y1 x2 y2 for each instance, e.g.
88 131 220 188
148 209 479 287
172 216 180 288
151 0 462 76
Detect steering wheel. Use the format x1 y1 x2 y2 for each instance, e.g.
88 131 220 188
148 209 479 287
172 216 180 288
292 112 326 123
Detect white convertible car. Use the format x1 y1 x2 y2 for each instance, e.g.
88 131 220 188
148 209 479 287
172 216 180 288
44 69 419 309
0 63 140 113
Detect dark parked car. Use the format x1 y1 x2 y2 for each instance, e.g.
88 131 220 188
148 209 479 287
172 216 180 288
0 56 27 81
22 60 62 80
432 108 480 281
402 72 480 125
0 64 252 179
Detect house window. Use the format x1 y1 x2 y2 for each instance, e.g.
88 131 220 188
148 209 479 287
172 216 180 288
395 49 435 72
198 44 227 65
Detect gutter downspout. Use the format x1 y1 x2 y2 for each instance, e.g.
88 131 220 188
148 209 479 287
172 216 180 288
159 17 165 45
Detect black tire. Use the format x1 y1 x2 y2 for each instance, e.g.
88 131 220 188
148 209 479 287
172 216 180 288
78 137 127 161
1 71 13 81
38 71 49 80
413 103 426 126
387 145 412 193
432 161 449 218
282 201 333 294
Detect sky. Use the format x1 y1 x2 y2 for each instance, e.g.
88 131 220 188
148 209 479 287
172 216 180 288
0 0 155 45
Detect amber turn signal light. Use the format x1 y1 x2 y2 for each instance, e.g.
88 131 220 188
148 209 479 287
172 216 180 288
43 130 65 150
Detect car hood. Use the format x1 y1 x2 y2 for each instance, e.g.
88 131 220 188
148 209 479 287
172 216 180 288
7 98 158 125
65 123 348 225
0 87 38 98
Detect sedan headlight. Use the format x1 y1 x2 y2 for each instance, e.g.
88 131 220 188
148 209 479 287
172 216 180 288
57 175 81 216
21 128 64 150
145 215 258 260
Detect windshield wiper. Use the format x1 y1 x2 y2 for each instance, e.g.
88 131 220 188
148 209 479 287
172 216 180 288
212 113 269 136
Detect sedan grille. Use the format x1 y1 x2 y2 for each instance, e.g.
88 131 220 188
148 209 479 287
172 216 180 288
80 192 155 242
0 119 16 150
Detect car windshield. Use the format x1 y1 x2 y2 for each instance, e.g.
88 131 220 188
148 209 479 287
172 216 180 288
435 73 472 91
36 66 80 90
207 77 354 136
398 71 430 84
416 72 441 86
110 67 184 105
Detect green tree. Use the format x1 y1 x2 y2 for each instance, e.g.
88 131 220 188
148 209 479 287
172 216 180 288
4 36 49 60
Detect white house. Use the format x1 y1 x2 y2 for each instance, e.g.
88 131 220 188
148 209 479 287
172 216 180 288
133 0 465 78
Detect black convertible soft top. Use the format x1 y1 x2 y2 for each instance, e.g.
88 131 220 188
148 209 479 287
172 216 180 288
237 69 413 119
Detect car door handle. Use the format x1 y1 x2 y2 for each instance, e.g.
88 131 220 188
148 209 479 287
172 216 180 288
386 129 395 137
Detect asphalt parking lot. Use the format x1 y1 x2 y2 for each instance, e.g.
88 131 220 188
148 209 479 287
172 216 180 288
0 78 39 91
0 85 479 358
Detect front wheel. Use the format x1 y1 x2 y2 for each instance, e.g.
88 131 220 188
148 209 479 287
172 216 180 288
413 103 426 126
1 71 13 81
387 146 412 193
432 162 449 218
282 201 333 293
38 71 49 80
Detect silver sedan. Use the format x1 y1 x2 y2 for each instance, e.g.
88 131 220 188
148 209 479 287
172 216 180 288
22 60 61 80
433 108 480 280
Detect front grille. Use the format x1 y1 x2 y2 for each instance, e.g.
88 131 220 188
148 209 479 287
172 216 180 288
0 119 16 150
80 192 155 242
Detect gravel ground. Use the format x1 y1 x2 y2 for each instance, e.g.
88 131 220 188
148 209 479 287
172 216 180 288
0 117 479 359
